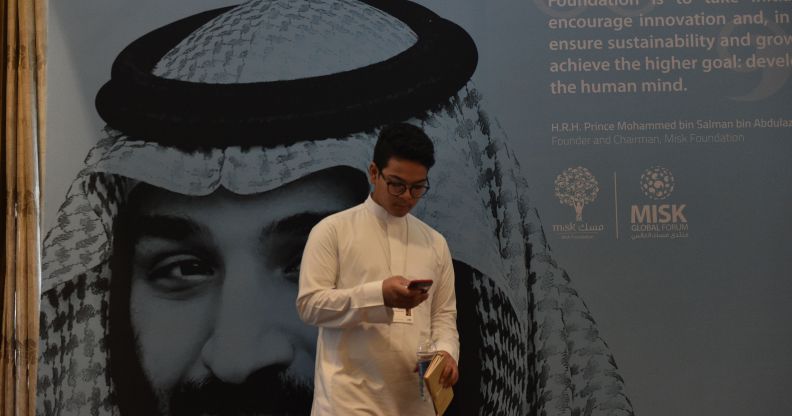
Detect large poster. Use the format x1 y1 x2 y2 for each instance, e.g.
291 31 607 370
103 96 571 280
41 1 791 416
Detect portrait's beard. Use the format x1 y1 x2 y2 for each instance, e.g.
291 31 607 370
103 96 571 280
157 364 313 416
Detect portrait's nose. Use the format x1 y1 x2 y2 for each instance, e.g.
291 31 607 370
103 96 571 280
200 262 294 384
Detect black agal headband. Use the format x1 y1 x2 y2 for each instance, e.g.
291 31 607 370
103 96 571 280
95 0 478 148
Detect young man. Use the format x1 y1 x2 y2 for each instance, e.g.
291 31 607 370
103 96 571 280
297 123 460 415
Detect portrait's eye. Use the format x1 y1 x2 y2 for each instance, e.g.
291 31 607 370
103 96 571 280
283 254 302 283
147 256 216 293
274 234 310 284
266 211 334 284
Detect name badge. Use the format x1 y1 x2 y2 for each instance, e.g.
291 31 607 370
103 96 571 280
392 308 414 324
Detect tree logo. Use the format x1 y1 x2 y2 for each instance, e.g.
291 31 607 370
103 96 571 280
555 166 599 222
640 166 675 200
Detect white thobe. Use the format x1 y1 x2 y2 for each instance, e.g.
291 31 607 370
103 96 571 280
297 196 459 416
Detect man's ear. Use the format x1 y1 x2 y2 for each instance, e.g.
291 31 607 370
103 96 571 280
368 162 378 185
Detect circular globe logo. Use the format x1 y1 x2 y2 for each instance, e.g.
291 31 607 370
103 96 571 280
640 166 675 200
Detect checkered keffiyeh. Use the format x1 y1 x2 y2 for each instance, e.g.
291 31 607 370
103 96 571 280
38 1 634 415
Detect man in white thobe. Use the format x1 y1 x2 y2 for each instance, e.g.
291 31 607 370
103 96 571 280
297 123 459 415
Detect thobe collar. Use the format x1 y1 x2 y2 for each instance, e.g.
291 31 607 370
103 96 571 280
365 194 407 225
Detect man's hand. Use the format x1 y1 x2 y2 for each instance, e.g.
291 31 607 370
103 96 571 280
382 276 429 309
437 350 459 388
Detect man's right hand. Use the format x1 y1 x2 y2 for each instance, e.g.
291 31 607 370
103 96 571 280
382 276 429 309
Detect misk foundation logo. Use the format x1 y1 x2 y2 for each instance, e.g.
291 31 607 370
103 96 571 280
552 166 605 240
630 166 689 240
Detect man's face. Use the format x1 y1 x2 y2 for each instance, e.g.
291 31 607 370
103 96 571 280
123 170 363 415
368 157 429 217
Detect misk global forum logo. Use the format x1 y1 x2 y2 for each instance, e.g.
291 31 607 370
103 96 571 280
629 166 689 240
552 166 606 240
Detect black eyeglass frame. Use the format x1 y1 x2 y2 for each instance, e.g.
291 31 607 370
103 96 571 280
378 173 431 198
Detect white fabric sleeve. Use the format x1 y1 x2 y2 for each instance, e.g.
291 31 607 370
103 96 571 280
431 237 460 362
296 219 393 328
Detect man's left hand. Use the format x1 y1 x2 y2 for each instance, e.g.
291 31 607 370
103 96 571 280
437 350 459 388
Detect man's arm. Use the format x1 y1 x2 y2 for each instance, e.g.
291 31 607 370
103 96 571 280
296 219 393 328
431 238 460 386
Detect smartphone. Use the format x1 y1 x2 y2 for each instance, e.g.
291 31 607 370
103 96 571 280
407 279 433 292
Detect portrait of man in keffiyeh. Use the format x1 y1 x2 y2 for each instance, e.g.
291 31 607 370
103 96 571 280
38 1 635 415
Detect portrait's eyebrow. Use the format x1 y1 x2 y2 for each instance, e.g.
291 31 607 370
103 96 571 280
129 214 206 242
265 211 337 237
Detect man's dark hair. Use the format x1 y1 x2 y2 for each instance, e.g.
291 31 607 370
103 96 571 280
373 123 435 170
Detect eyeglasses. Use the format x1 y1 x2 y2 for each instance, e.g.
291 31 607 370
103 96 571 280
379 173 430 198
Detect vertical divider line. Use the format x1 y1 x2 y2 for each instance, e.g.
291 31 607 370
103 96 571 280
614 172 619 240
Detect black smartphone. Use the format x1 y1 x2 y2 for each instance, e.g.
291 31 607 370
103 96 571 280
407 279 433 292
